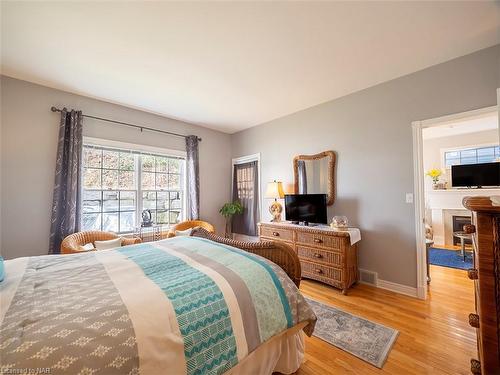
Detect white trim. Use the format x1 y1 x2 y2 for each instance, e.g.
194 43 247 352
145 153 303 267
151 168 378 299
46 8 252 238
412 105 499 301
231 153 262 231
84 136 187 158
377 279 418 298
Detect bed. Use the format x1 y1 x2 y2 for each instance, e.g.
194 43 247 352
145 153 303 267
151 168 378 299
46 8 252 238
0 230 316 375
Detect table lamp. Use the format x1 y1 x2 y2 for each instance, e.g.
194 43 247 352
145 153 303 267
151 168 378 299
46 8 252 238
265 180 285 222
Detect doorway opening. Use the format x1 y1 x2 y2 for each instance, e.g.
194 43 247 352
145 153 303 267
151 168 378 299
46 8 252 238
412 105 499 299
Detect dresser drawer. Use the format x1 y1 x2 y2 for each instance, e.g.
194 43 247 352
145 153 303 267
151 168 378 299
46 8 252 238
296 231 342 249
297 246 343 267
301 260 343 282
260 226 294 242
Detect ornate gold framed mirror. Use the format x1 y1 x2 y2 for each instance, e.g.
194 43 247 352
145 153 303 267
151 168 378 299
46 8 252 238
293 150 336 206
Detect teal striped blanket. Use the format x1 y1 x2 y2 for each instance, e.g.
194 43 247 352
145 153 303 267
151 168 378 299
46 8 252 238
1 236 316 375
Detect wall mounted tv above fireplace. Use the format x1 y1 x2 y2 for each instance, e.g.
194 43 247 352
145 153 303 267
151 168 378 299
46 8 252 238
451 162 500 188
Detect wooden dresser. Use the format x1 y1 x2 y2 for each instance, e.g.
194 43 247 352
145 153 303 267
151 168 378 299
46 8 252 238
463 196 500 375
258 222 359 294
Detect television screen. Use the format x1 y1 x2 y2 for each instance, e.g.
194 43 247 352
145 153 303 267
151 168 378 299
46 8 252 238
451 162 500 188
284 194 327 224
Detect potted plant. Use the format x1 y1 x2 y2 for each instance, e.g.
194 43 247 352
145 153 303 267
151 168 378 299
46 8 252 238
426 168 445 190
219 201 244 238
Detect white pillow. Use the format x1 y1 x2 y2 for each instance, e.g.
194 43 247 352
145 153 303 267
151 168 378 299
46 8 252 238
175 228 193 237
81 243 95 251
94 238 122 250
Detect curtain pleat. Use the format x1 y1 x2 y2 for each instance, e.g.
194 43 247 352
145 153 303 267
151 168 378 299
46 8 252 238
232 161 259 236
185 135 200 220
48 109 83 254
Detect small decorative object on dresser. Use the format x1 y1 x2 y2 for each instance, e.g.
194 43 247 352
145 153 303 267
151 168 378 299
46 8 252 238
265 180 285 222
258 221 360 294
463 196 500 375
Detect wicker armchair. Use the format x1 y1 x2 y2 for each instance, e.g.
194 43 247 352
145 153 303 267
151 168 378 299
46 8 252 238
166 220 215 238
61 231 142 254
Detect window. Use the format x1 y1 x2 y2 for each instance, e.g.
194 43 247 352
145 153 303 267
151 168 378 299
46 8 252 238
444 145 500 167
82 144 185 233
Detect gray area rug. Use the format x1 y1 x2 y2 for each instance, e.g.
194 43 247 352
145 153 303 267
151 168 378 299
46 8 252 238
306 298 399 368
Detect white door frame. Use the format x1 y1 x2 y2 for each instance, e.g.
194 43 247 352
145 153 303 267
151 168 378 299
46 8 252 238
231 153 262 227
412 105 498 299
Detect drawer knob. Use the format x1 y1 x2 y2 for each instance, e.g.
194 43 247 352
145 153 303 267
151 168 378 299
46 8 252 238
314 268 323 274
469 313 479 328
314 238 323 243
467 268 478 280
272 231 280 237
470 359 481 374
313 253 323 259
463 224 476 234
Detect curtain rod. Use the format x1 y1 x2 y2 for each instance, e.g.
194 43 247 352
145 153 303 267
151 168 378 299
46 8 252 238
50 106 202 142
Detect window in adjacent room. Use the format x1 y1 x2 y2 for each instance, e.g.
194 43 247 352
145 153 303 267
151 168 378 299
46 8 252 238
444 145 500 167
82 143 186 233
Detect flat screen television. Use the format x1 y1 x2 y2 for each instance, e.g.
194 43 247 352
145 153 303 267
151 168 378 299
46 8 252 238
284 194 327 224
451 162 500 188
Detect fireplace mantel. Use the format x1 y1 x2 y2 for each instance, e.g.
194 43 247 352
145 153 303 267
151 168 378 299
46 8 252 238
426 188 500 245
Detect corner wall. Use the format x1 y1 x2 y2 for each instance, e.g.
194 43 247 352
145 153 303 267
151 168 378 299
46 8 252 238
0 76 232 259
230 45 500 288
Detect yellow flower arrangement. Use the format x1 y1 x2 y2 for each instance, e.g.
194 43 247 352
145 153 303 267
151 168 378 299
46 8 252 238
426 168 442 184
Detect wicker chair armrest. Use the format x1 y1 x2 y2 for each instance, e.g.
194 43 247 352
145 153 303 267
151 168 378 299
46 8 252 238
191 228 301 287
122 237 142 246
166 230 176 238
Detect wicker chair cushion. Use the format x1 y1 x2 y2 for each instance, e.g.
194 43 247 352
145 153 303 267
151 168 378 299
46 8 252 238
94 238 122 250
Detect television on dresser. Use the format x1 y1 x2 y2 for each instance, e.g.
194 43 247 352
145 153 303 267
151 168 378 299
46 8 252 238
451 162 500 188
284 194 328 225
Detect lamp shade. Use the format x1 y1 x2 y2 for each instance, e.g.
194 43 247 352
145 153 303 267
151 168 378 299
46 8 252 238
265 181 285 199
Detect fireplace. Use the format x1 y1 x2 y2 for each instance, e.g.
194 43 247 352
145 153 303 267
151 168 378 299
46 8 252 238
452 215 472 245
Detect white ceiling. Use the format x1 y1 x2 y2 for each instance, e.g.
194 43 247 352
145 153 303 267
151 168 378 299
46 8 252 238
423 111 499 139
2 1 499 134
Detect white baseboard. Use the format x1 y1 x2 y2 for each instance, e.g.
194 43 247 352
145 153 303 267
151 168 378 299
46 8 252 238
377 279 418 298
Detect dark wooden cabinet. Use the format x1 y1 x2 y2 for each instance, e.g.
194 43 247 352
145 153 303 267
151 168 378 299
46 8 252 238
463 196 500 375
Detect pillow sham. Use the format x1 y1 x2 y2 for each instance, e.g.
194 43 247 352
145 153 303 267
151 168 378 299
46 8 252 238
94 238 122 250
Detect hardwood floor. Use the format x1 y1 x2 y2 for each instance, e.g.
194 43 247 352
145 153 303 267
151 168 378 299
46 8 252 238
298 265 475 374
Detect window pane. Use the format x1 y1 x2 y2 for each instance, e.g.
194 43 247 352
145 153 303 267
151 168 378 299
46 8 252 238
84 148 101 168
120 212 136 232
119 153 134 170
156 173 168 190
141 172 155 189
120 191 136 211
156 210 169 224
84 168 101 189
102 213 119 232
142 155 155 172
445 151 459 159
103 191 119 212
102 170 119 189
157 192 169 210
82 213 101 231
478 155 495 163
168 174 181 190
156 157 168 173
119 171 135 190
170 191 182 209
102 150 119 169
477 147 494 156
169 210 181 224
142 192 156 210
83 191 101 213
168 159 180 174
460 157 477 165
460 149 476 159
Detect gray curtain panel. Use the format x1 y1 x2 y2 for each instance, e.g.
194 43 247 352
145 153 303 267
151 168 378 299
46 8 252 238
185 135 200 220
232 161 259 236
48 109 83 254
297 160 308 194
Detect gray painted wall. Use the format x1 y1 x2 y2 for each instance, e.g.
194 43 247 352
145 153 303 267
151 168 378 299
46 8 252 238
231 45 500 288
0 76 232 259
